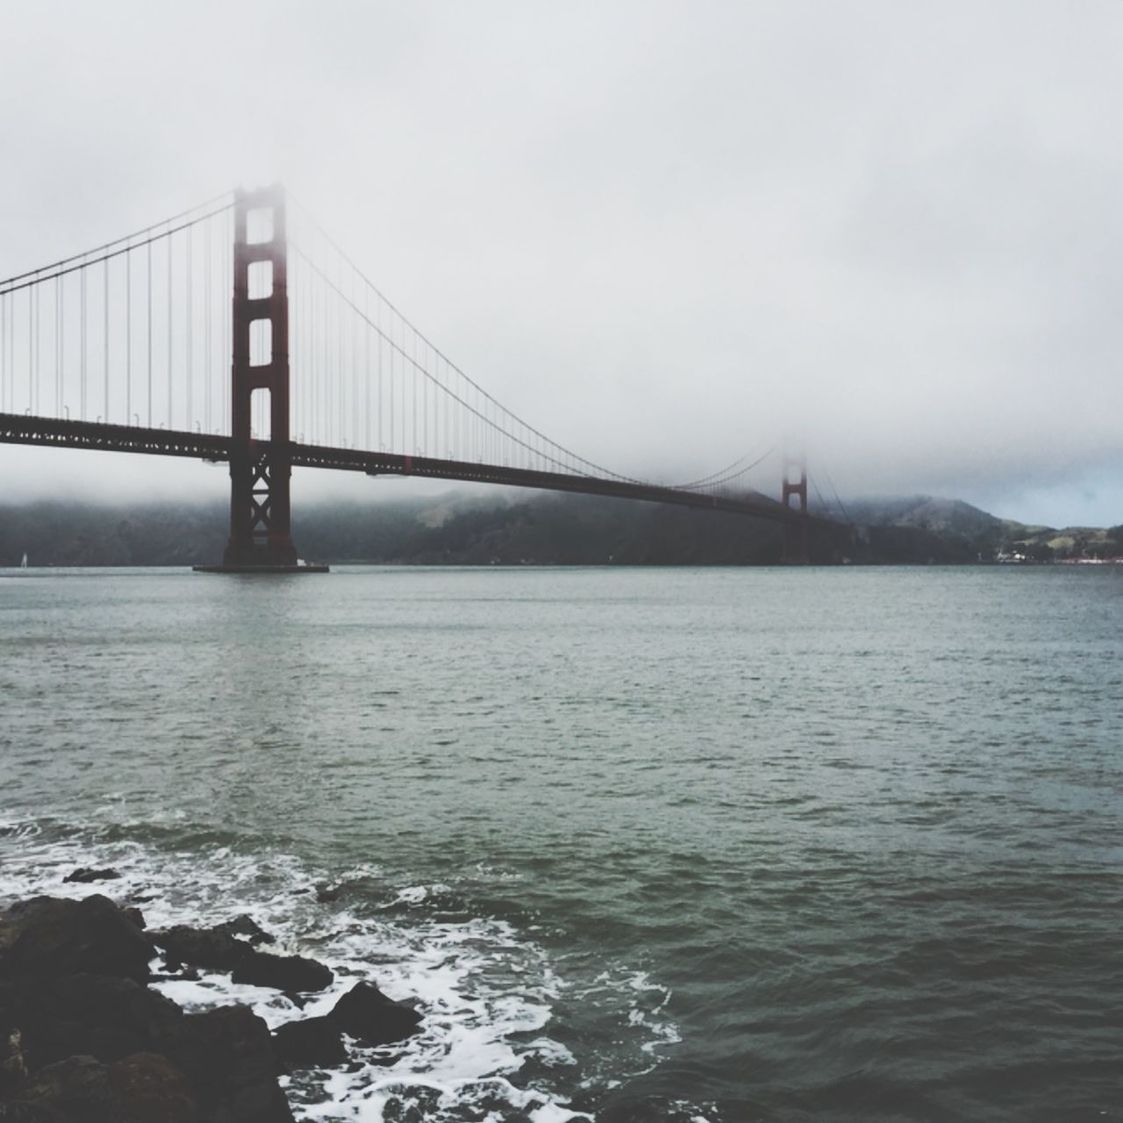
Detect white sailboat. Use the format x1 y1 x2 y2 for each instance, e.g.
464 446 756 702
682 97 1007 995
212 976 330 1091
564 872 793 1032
20 553 28 569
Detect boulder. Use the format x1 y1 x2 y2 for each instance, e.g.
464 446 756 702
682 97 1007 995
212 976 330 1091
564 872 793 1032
10 973 183 1071
164 1006 293 1123
213 916 274 947
7 1055 117 1122
154 926 250 973
230 951 333 994
327 982 422 1046
108 1052 199 1123
0 897 154 985
0 1101 67 1121
272 1017 347 1070
0 1027 27 1097
121 908 146 931
63 870 121 885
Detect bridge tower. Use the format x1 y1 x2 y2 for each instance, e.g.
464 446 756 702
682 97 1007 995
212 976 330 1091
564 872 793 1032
198 185 324 572
781 455 810 565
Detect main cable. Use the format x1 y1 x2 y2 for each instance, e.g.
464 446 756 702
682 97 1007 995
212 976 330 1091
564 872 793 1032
0 191 233 291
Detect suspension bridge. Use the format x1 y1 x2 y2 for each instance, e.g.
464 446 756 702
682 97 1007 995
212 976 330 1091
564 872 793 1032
0 187 834 570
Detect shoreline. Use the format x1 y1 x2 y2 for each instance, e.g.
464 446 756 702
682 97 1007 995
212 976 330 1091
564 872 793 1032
0 878 425 1122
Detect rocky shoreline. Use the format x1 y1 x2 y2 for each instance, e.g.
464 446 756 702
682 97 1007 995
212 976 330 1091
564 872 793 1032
0 872 424 1121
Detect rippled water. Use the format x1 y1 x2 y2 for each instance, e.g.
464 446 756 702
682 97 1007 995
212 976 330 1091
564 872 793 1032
1 565 1121 1121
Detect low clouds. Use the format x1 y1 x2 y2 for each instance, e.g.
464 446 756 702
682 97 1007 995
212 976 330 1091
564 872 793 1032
2 1 1121 525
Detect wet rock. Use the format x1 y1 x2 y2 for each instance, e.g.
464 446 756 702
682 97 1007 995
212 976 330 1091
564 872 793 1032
8 1055 117 1122
314 884 341 904
122 908 146 931
0 897 154 985
0 1027 27 1097
272 1017 346 1070
154 926 250 973
108 1052 199 1123
10 973 183 1071
0 1101 67 1121
63 869 121 885
164 1006 293 1123
213 915 274 947
230 951 333 994
327 981 422 1046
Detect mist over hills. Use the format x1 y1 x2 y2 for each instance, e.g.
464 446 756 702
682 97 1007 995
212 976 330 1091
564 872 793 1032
1 492 1119 568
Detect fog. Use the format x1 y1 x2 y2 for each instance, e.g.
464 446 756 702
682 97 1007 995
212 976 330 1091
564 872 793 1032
2 1 1121 527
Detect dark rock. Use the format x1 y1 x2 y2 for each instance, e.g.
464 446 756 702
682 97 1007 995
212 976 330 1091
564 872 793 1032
0 897 154 984
164 1006 293 1123
122 908 146 931
0 1101 67 1121
10 973 183 1071
314 885 341 903
231 951 333 994
213 915 274 946
8 1055 117 1122
272 1016 347 1070
0 1027 27 1096
327 981 422 1046
154 925 250 973
63 869 121 885
108 1052 199 1123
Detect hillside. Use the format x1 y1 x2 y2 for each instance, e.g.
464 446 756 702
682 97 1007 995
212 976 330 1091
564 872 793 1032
1 492 1119 567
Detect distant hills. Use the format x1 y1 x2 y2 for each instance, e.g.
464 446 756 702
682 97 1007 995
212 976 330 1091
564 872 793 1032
844 496 1122 564
1 492 1119 567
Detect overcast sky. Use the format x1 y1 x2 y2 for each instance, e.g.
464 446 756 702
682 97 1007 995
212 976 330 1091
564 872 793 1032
2 0 1121 526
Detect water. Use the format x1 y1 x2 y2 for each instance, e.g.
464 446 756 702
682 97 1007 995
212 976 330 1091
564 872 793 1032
1 565 1120 1121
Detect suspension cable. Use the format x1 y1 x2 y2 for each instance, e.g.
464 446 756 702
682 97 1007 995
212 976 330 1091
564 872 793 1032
0 192 234 291
287 199 643 482
0 201 235 299
290 239 638 479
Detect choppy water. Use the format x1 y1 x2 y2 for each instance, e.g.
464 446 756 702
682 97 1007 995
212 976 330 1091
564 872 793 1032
1 565 1121 1122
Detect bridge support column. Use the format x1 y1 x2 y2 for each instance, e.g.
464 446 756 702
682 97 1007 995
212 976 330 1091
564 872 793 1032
781 456 810 565
197 185 325 573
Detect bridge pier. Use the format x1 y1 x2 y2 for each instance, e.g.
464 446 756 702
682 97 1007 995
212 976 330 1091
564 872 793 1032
195 185 326 574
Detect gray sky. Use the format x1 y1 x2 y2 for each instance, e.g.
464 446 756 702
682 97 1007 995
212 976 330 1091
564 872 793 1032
2 0 1121 527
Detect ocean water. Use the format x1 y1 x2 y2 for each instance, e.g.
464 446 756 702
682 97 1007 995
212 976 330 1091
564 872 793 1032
0 564 1120 1122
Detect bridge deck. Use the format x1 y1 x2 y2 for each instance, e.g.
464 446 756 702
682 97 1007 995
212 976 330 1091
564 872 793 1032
0 412 822 526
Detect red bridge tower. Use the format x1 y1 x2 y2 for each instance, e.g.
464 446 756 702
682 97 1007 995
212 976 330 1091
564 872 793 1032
782 455 810 565
197 186 325 573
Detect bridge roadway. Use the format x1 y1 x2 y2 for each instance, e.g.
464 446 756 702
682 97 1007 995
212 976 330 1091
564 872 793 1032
0 412 822 526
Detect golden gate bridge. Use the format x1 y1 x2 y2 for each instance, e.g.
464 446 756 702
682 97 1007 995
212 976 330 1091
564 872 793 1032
0 187 835 570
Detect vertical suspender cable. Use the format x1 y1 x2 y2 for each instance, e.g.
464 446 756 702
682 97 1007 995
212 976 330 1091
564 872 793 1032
204 216 211 433
186 227 193 429
388 303 395 452
377 294 383 450
351 268 358 447
27 288 32 414
337 257 344 445
103 259 109 420
33 284 39 415
56 275 62 416
80 266 87 420
322 262 328 444
126 248 132 422
167 231 174 427
363 284 370 450
146 240 152 426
